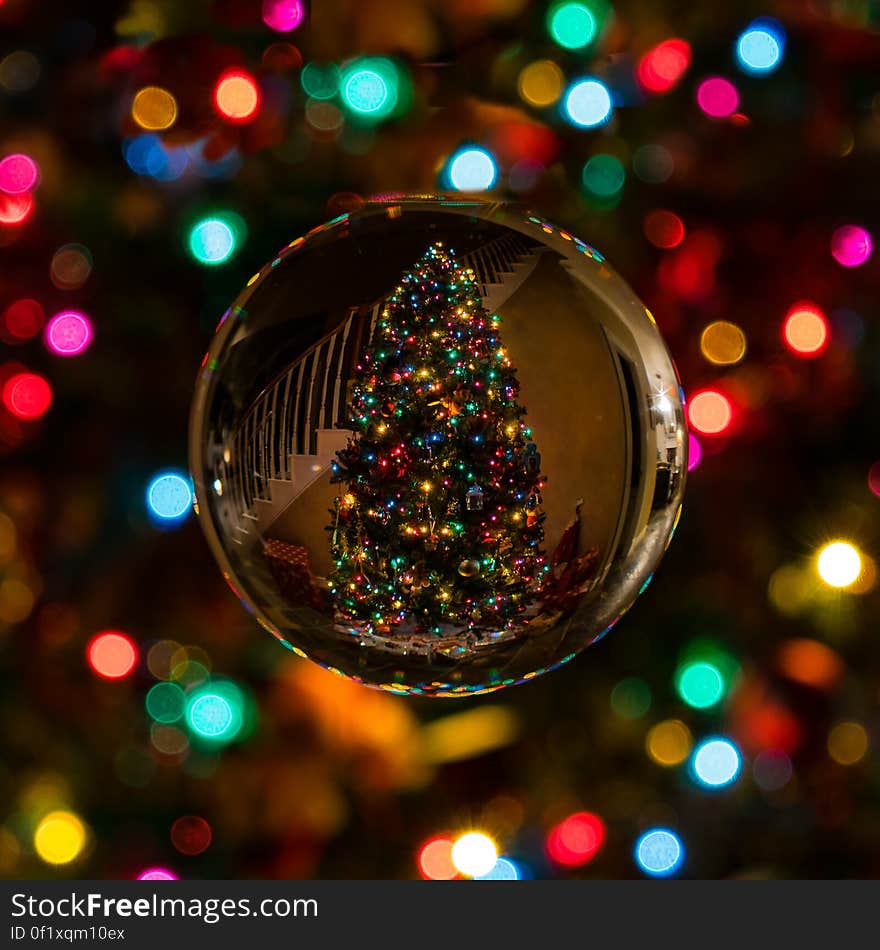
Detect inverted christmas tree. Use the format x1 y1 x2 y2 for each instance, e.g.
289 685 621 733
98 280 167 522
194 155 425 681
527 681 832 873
328 243 548 635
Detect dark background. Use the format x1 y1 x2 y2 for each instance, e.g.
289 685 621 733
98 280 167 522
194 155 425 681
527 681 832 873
1 0 878 879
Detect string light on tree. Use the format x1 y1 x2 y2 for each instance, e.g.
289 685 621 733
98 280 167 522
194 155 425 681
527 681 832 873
329 243 549 638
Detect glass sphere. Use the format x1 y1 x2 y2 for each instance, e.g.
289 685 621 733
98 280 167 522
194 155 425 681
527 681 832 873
189 198 686 696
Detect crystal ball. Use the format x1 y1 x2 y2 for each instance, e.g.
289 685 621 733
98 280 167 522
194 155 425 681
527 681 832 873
189 198 686 696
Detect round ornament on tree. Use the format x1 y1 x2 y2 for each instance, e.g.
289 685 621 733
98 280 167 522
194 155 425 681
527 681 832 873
189 198 686 696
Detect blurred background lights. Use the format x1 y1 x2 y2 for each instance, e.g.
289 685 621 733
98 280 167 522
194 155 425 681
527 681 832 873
418 836 458 880
635 829 683 877
87 631 138 680
45 310 93 356
473 857 521 880
131 86 178 131
147 471 193 522
700 321 746 365
696 77 739 118
830 225 872 267
0 192 34 226
188 693 232 738
188 215 241 266
451 832 497 877
185 680 246 743
687 390 733 436
262 0 304 32
783 302 828 356
610 676 651 719
300 62 340 101
687 433 702 472
644 209 684 248
827 722 868 765
170 815 212 856
0 153 39 194
676 660 725 709
0 50 41 93
3 299 44 341
34 811 87 865
446 146 498 192
817 541 862 589
735 19 785 75
582 153 625 198
547 2 600 51
646 719 692 766
137 867 177 880
563 77 612 127
752 749 793 791
340 58 399 121
145 682 186 724
50 244 93 290
517 60 564 108
2 372 52 421
637 38 691 94
868 460 880 498
214 70 260 122
546 811 605 867
692 737 741 788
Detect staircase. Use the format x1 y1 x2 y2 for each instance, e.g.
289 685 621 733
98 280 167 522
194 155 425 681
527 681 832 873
215 234 545 547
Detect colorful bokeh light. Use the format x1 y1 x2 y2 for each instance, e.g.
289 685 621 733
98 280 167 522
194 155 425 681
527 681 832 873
735 19 785 75
644 209 685 248
635 828 683 877
34 811 87 865
45 310 93 356
610 677 651 720
147 471 193 522
137 867 178 881
816 541 862 589
0 153 39 194
145 681 186 724
450 832 497 878
2 372 52 421
262 0 304 32
171 816 212 856
87 631 138 680
214 70 260 123
676 660 725 709
687 433 702 472
517 60 565 108
646 719 692 766
185 680 246 744
3 299 44 341
582 153 625 199
131 86 178 131
783 302 828 356
687 390 733 436
546 811 605 867
446 146 498 192
696 77 739 118
0 191 34 225
473 857 521 880
418 836 458 880
700 321 746 365
692 737 741 788
547 2 601 51
188 213 244 265
827 722 868 765
637 38 691 94
340 58 400 121
830 225 872 267
562 77 612 128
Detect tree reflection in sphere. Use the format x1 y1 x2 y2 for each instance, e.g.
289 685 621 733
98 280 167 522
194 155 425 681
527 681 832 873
189 199 686 696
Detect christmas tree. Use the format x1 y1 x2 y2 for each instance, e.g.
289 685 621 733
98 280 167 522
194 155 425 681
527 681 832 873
328 243 548 636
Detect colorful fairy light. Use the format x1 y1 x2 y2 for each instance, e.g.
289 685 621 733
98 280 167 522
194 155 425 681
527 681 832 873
696 77 739 118
676 660 725 708
827 722 868 765
687 390 733 436
446 146 498 191
816 541 861 589
3 299 44 341
262 0 304 32
34 811 88 865
340 57 401 122
137 867 178 881
646 719 692 766
691 737 741 788
783 302 828 356
418 837 458 880
830 225 872 267
547 2 605 51
610 677 651 720
185 680 246 744
473 857 521 880
187 213 245 266
44 310 93 356
145 681 186 723
635 829 683 877
0 191 34 225
0 153 39 194
146 471 193 522
636 38 691 94
581 153 625 199
735 19 785 75
644 209 685 248
700 321 746 365
687 433 702 472
214 69 260 122
450 832 497 877
562 77 613 127
517 60 565 108
87 631 138 680
546 812 605 867
2 372 52 420
131 86 178 131
170 816 212 855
